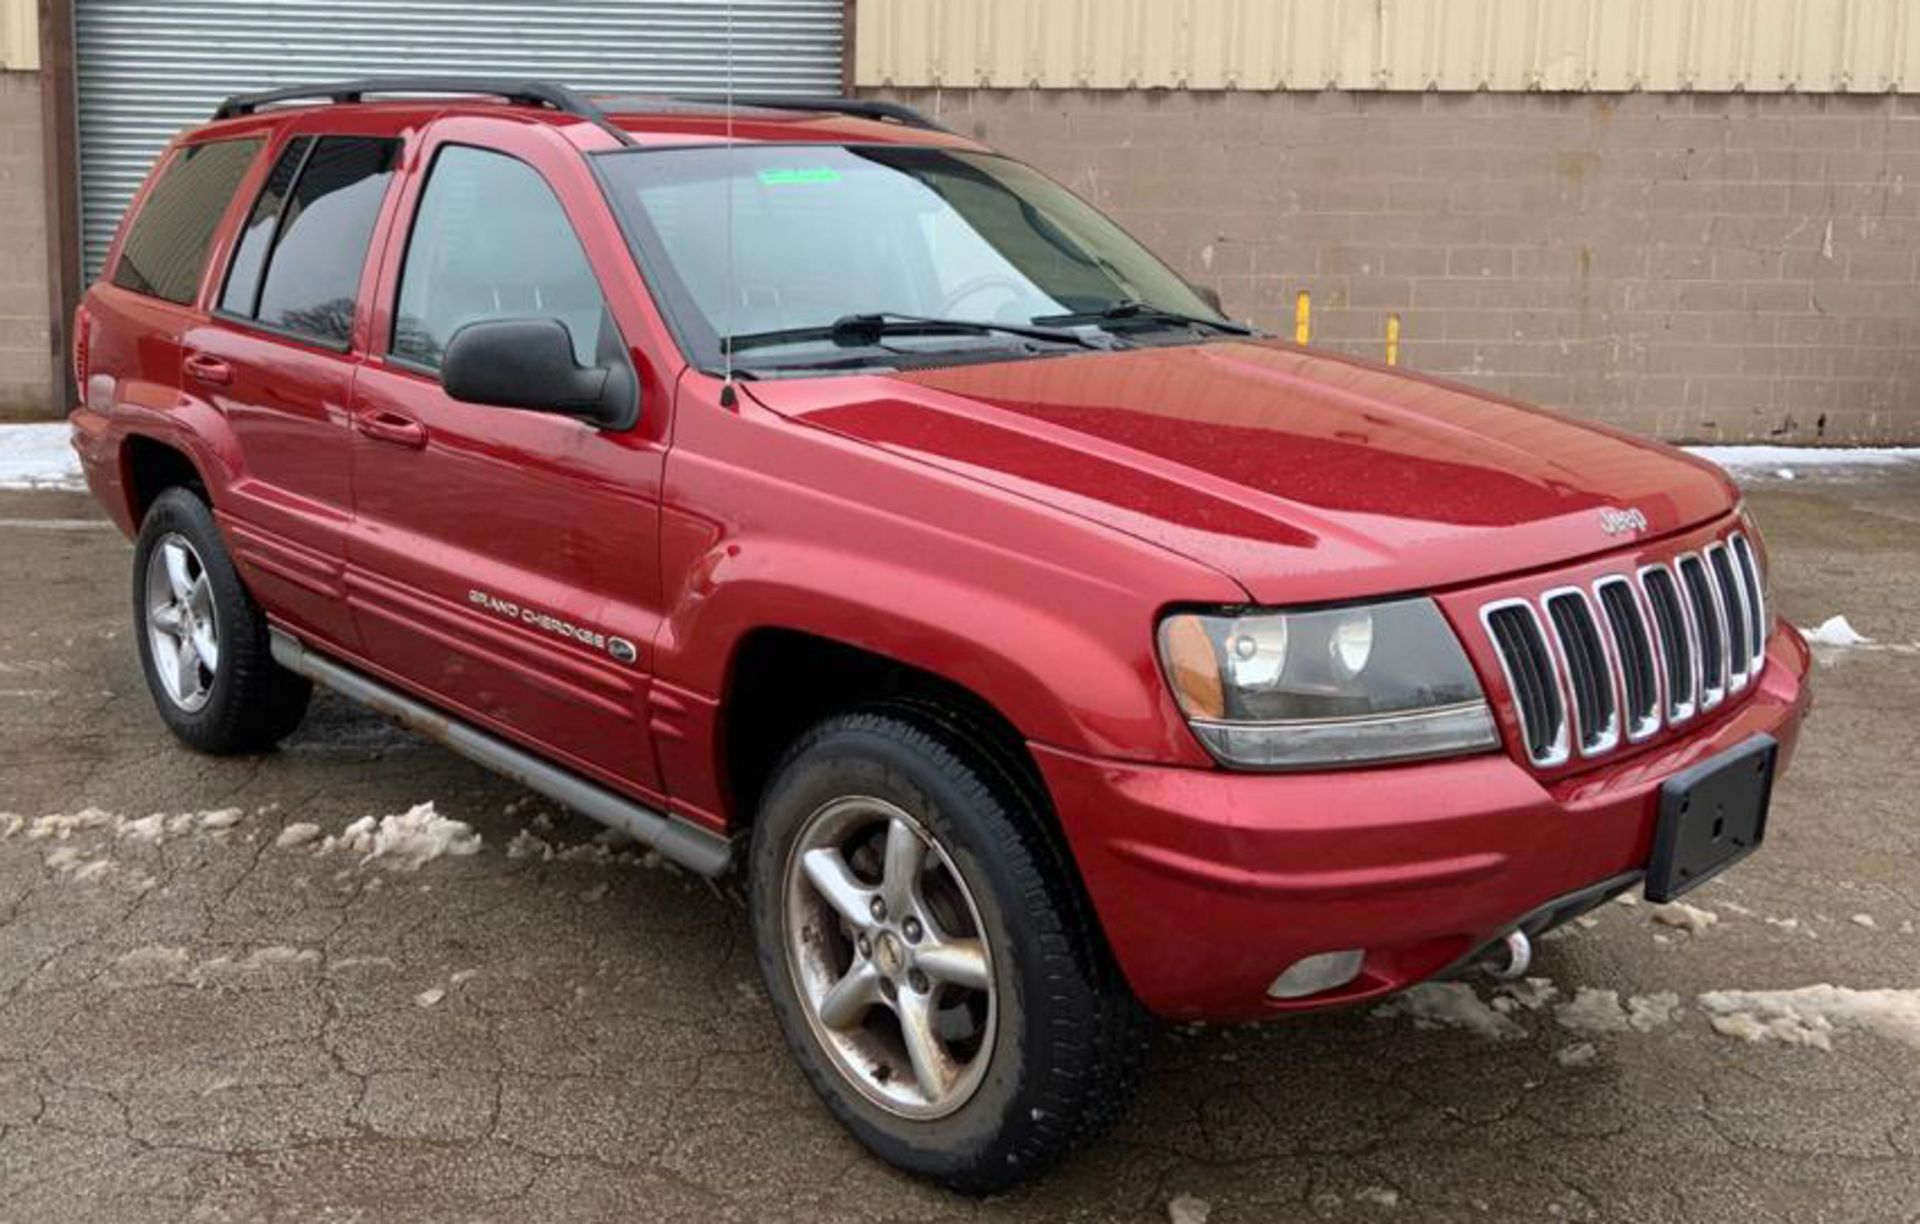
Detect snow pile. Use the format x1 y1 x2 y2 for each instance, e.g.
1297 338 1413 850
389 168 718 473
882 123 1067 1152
1555 1042 1598 1067
1649 900 1719 936
274 822 323 849
1354 1186 1401 1209
1698 985 1920 1052
1167 1194 1212 1224
1554 988 1681 1035
1800 616 1872 648
8 806 247 844
0 423 84 490
1372 982 1524 1040
316 801 482 871
506 828 554 860
505 824 665 870
1491 976 1559 1013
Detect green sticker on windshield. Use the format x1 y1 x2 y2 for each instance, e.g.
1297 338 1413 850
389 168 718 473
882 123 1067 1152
757 167 842 186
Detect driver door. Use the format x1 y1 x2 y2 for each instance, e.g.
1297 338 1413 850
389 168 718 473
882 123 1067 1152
346 120 670 798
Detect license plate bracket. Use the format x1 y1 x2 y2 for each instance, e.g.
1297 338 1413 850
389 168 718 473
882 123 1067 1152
1645 734 1777 903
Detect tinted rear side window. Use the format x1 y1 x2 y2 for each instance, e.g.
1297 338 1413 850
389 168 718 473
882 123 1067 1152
219 135 312 317
111 138 262 305
228 136 398 347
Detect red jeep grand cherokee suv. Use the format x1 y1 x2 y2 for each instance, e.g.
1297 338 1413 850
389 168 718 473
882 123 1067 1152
71 79 1810 1190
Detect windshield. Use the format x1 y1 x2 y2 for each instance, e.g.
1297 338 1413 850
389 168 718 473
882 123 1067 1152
597 144 1230 371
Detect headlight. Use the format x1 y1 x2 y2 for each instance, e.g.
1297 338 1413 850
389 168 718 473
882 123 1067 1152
1157 597 1499 770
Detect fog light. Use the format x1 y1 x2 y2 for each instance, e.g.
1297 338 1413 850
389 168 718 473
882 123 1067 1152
1266 949 1365 1000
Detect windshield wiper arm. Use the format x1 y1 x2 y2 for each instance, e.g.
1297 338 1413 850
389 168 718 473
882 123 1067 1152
1031 300 1255 335
724 312 1108 355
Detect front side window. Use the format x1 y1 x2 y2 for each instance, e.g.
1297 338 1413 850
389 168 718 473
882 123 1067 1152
112 138 262 305
219 135 398 347
598 144 1226 371
393 145 610 371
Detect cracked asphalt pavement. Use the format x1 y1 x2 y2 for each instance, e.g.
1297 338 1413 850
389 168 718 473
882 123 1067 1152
2 468 1918 1224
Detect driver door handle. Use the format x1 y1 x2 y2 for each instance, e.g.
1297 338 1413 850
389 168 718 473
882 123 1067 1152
355 410 428 450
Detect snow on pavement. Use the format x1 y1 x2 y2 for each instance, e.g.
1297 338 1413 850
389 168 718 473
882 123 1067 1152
1648 900 1720 936
0 422 83 490
313 800 482 871
1698 986 1920 1051
1371 981 1525 1040
1800 615 1873 648
1372 971 1920 1057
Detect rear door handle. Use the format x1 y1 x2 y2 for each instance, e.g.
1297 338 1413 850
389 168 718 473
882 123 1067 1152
183 353 232 385
355 410 428 450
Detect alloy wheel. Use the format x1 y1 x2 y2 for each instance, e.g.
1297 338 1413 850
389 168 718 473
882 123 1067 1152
144 533 220 712
783 795 997 1120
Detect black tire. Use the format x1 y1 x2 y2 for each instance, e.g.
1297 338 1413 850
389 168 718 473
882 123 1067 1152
132 487 311 753
749 708 1152 1194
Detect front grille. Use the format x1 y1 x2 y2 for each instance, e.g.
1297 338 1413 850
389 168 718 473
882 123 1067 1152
1640 566 1697 723
1596 577 1660 740
1676 554 1726 708
1483 602 1568 766
1544 590 1619 756
1480 526 1766 769
1706 544 1751 691
1729 532 1767 675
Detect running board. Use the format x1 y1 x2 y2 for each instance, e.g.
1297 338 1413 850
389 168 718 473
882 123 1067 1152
269 629 733 877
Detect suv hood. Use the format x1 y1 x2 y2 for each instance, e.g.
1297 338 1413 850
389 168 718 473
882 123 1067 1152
746 339 1738 605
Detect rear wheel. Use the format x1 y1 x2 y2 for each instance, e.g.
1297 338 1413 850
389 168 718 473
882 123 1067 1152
749 709 1151 1193
133 487 310 753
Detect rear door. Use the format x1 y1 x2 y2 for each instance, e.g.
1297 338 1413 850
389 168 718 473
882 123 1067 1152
346 116 673 800
181 117 409 650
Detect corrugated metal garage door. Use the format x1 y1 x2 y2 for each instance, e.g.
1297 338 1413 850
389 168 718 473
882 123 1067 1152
75 0 845 278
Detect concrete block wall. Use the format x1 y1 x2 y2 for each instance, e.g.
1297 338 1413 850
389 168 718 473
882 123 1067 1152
0 70 48 420
877 88 1920 444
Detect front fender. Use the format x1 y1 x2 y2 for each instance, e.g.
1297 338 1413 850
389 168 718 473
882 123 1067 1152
656 535 1199 765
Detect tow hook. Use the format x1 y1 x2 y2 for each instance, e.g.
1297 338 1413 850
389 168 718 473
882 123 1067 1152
1483 929 1532 980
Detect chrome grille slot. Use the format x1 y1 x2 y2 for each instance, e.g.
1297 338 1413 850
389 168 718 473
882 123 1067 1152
1676 554 1727 709
1482 602 1568 766
1543 590 1619 756
1706 544 1751 690
1596 577 1660 740
1730 532 1767 676
1640 565 1696 723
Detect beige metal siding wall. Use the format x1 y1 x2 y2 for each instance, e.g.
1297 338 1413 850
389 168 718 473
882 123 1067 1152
857 0 1920 93
0 0 36 70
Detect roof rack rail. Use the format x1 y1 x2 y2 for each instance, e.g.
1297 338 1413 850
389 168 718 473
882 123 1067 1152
669 94 950 133
210 76 636 146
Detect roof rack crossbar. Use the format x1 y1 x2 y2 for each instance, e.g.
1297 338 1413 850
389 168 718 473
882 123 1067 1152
211 76 636 146
669 94 950 133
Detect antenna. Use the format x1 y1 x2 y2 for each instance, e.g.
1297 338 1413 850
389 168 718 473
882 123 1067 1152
718 0 738 408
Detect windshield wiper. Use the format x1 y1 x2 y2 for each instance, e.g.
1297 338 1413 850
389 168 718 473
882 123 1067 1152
724 312 1110 355
1031 300 1255 335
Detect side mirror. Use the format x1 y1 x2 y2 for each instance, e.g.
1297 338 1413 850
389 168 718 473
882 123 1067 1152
1190 282 1226 315
441 317 638 430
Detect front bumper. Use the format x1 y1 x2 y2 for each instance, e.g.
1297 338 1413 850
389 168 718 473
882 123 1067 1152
1035 623 1811 1021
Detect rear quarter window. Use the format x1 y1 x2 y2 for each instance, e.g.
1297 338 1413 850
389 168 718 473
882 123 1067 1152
218 135 399 348
111 137 263 305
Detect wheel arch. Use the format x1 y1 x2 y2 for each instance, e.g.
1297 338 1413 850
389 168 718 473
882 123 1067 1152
719 627 1051 832
120 432 212 525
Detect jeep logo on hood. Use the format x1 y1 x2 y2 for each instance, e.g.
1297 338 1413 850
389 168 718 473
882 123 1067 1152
1599 507 1650 536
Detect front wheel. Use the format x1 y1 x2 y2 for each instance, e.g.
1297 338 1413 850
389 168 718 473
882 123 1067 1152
749 710 1151 1193
132 487 310 753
